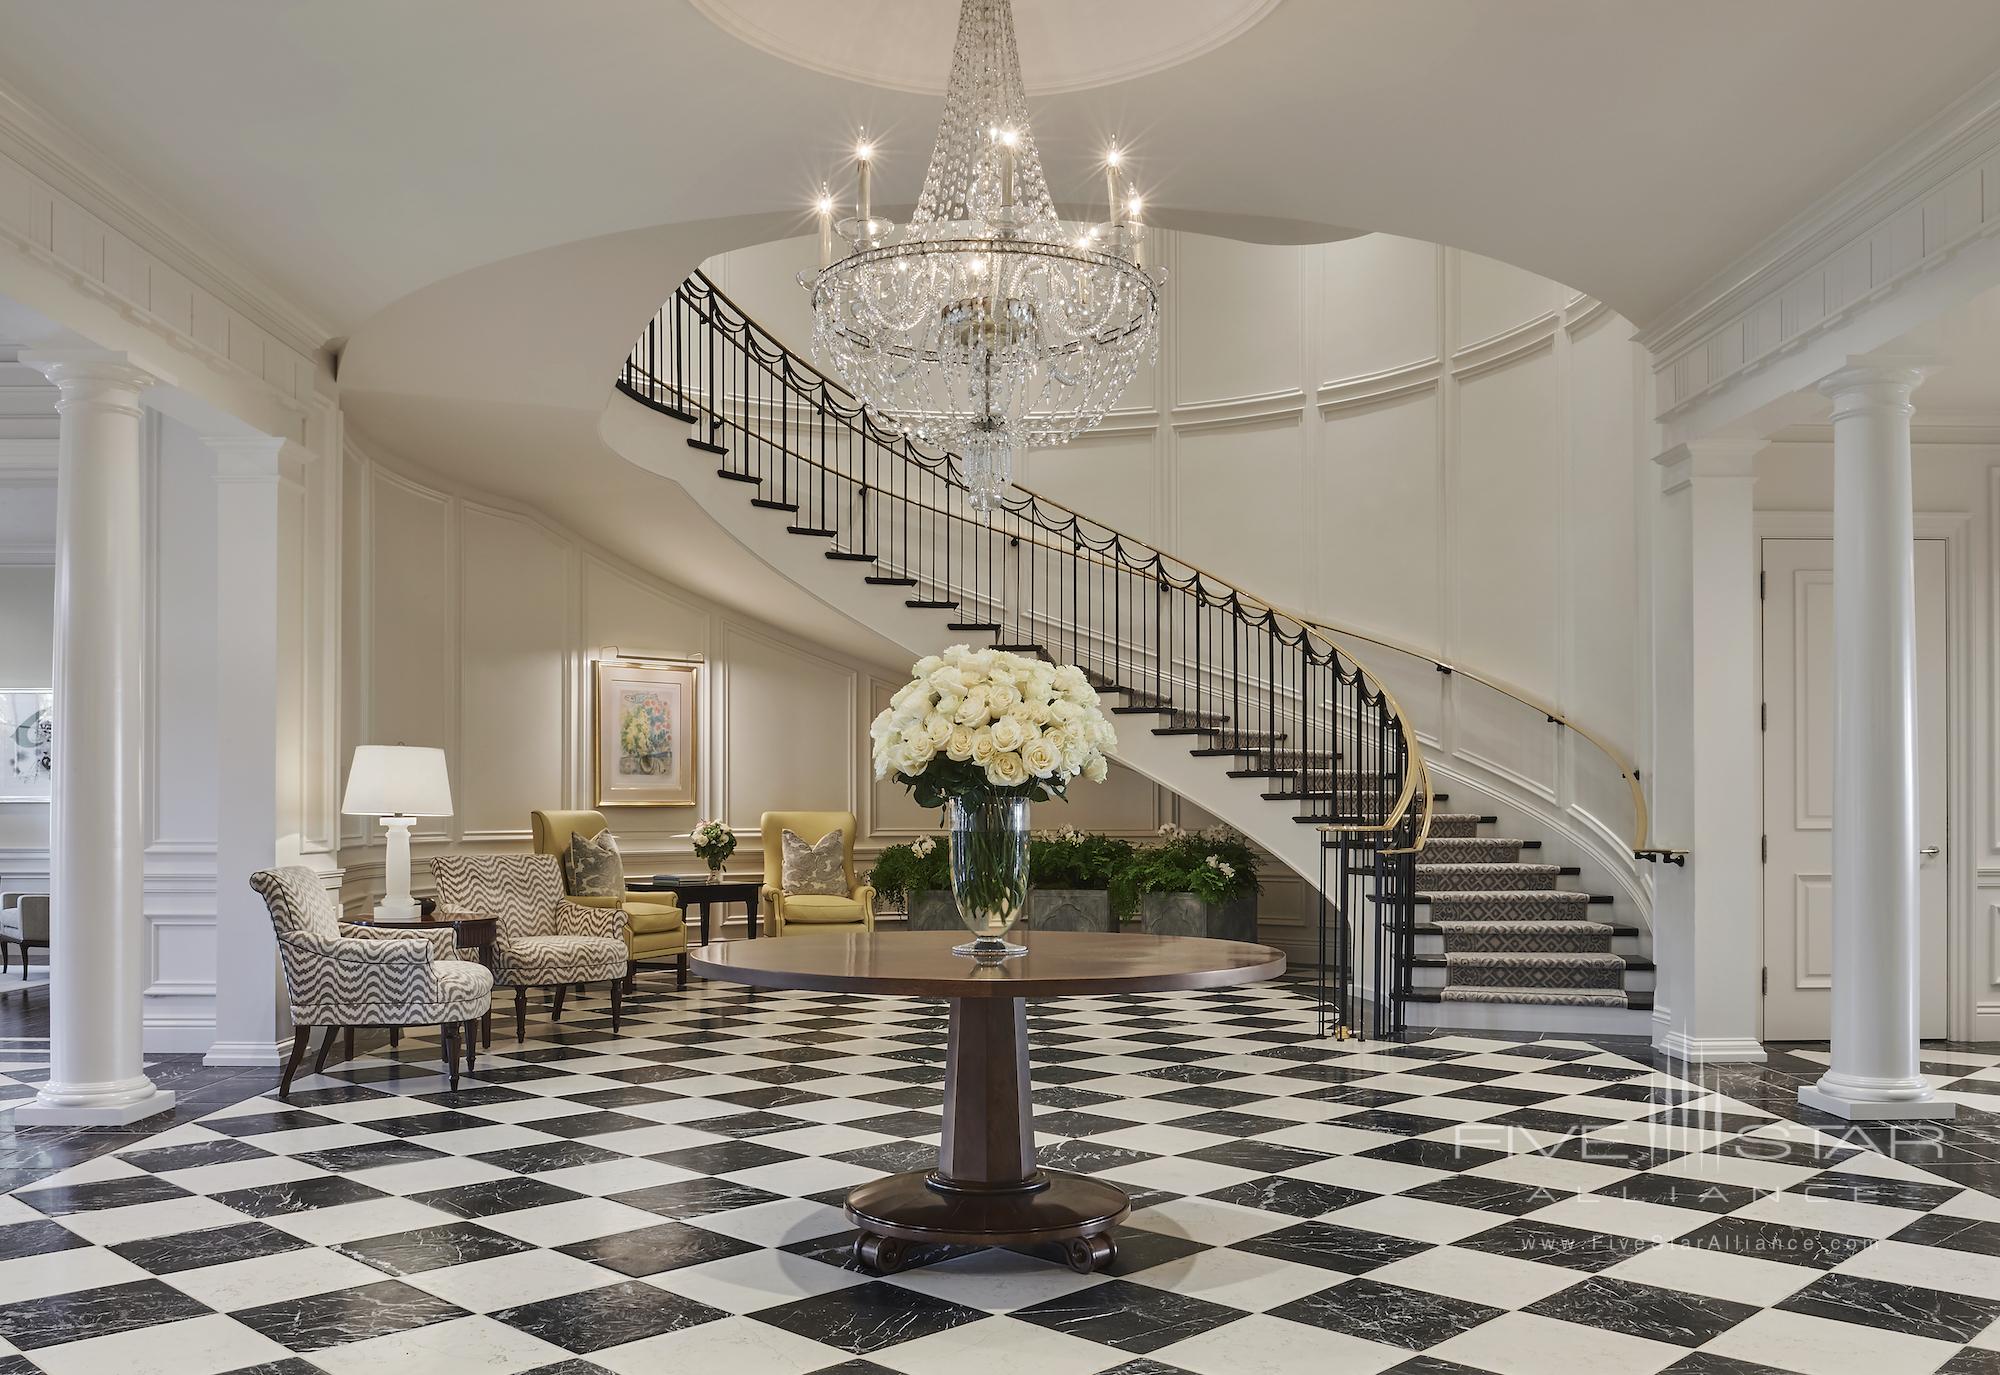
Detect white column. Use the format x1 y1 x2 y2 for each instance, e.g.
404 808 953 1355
1649 441 1767 1063
14 353 175 1126
206 435 303 1066
1800 362 1951 1119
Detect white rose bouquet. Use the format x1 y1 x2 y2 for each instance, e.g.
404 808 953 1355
870 644 1117 809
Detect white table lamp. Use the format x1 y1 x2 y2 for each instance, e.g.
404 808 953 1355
342 745 453 920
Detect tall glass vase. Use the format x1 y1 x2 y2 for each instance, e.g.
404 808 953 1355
947 797 1031 959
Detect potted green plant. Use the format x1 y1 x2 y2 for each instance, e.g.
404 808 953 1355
868 835 955 930
1027 826 1135 932
1128 824 1261 941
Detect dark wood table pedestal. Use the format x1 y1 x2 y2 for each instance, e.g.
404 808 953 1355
844 997 1127 1273
689 929 1284 1276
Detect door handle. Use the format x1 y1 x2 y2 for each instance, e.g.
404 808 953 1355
1921 846 1942 858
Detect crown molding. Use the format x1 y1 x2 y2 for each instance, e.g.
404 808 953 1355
1636 68 2000 422
0 79 334 360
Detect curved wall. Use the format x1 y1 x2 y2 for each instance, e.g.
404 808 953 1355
704 229 1651 881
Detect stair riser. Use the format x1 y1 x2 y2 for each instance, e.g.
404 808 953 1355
1447 958 1626 991
1416 866 1565 893
1411 932 1645 961
1422 895 1596 920
1409 964 1653 993
1418 839 1524 864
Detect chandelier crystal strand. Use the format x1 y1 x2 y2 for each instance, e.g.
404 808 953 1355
807 0 1161 512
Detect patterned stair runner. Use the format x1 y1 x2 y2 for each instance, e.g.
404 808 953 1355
1415 814 1635 1009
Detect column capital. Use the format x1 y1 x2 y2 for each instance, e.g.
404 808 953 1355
1816 355 1937 417
1654 438 1764 494
17 350 160 412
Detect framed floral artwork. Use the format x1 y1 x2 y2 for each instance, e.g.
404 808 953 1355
0 690 52 803
594 660 698 808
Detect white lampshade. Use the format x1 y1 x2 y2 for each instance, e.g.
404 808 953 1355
341 745 454 818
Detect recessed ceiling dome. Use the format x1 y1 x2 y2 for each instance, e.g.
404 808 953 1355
686 0 1281 95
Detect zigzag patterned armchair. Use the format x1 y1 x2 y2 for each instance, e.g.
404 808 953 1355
431 853 630 1040
250 866 494 1098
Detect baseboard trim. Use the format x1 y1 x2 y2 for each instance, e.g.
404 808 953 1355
204 1038 292 1068
143 1020 219 1056
1653 1031 1768 1064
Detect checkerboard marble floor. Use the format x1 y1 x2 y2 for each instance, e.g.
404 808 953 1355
6 979 2000 1375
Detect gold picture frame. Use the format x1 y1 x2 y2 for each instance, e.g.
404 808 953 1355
594 659 699 808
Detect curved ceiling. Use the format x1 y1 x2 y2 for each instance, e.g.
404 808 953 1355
686 0 1282 96
2 0 1998 353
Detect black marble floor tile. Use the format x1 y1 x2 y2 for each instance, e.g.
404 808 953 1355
1155 1109 1289 1138
1010 1278 1246 1354
1525 1274 1758 1346
1595 1173 1767 1214
1098 1226 1209 1276
1037 1139 1158 1174
345 1110 493 1139
0 1215 90 1260
829 1140 943 1174
231 1278 469 1352
332 1220 536 1275
1708 1137 1859 1169
558 1219 758 1276
212 1175 388 1216
410 1175 587 1218
1325 1109 1458 1138
1454 1217 1653 1271
1544 1135 1685 1171
608 1177 786 1219
1181 1138 1330 1174
755 1279 989 1355
0 1277 212 1350
470 1140 627 1174
1777 1271 2000 1344
1676 1214 1873 1269
1230 1220 1433 1275
292 1140 446 1173
116 1138 273 1172
1938 1348 2000 1375
199 1109 335 1138
494 1278 728 1353
1890 1210 2000 1256
15 1174 190 1214
509 1110 662 1140
1658 1352 1795 1375
1401 1174 1572 1216
110 1220 310 1274
682 1110 825 1139
1202 1175 1376 1218
649 1139 802 1175
1790 1173 1964 1211
1273 1276 1504 1349
1357 1137 1510 1173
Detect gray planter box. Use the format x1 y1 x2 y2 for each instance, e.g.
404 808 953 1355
1029 889 1114 933
902 888 1116 934
1141 892 1257 943
904 890 960 931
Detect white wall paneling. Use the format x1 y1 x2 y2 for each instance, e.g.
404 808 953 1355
703 228 1657 933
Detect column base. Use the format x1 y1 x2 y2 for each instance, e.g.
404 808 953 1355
14 1082 177 1128
1799 1078 1956 1121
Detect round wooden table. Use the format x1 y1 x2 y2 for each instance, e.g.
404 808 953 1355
690 928 1286 1274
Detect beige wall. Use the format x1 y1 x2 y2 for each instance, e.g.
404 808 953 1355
0 562 52 854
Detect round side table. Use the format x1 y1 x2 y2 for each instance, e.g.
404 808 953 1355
690 928 1284 1273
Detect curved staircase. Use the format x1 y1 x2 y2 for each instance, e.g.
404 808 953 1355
604 272 1653 1036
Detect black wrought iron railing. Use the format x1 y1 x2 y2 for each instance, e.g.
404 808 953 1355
619 271 1429 1036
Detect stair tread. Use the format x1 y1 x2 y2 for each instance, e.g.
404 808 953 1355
1405 987 1649 1009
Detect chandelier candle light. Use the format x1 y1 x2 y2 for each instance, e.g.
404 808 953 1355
872 645 1117 958
804 0 1163 512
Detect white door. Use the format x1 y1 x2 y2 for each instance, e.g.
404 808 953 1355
1761 537 1948 1041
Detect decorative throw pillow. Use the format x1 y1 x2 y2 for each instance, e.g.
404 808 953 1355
565 829 625 899
782 828 848 896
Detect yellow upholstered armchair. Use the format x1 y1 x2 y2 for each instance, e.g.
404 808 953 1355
531 809 688 989
760 810 876 936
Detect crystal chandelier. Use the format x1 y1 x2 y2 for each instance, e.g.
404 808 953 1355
805 0 1162 511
